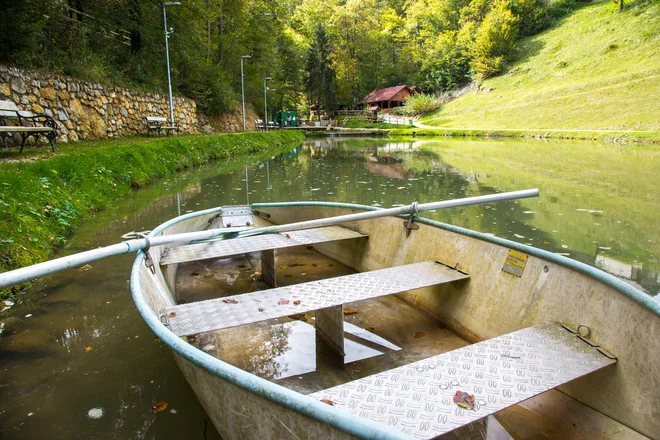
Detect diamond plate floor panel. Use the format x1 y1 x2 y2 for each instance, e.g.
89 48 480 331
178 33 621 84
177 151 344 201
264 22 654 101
162 261 469 336
160 226 367 265
309 322 616 440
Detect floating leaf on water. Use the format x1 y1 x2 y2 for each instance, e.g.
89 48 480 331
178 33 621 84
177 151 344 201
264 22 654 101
414 331 426 339
343 308 358 315
222 299 239 304
320 399 335 406
151 401 168 413
293 300 301 305
365 326 375 332
278 300 289 305
288 313 306 321
85 346 94 352
306 246 315 250
187 334 197 344
1 300 15 312
78 264 93 272
453 391 476 410
154 337 161 343
168 312 176 318
87 407 104 419
189 272 199 277
328 264 334 267
283 274 292 278
312 263 318 267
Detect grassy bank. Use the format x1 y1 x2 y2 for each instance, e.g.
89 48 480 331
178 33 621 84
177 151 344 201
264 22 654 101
389 127 660 143
419 0 660 132
0 131 303 295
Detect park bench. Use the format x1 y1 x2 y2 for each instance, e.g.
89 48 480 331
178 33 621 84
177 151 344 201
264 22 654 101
0 100 58 152
145 116 177 136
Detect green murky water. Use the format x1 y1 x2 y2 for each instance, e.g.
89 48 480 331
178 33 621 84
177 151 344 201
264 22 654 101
1 137 658 439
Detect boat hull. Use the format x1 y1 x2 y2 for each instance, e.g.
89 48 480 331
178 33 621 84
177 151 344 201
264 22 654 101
131 204 660 439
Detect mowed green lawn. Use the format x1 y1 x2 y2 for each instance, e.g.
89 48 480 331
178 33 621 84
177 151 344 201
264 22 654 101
421 0 660 131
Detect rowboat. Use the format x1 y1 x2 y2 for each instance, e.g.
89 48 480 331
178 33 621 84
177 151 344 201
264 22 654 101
126 193 660 440
0 188 652 439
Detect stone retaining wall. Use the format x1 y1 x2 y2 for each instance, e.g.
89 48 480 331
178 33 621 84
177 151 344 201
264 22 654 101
0 65 198 142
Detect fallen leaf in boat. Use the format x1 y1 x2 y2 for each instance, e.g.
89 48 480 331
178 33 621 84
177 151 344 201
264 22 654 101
154 337 161 343
285 234 291 238
278 300 289 305
453 391 475 410
343 308 358 315
189 272 199 277
320 399 335 406
151 401 168 413
187 335 197 344
258 308 265 312
328 264 334 267
312 263 318 267
168 312 176 318
293 300 301 305
414 332 426 339
78 264 93 272
365 326 375 332
289 263 306 268
288 313 306 321
222 299 239 304
85 346 94 352
306 246 315 250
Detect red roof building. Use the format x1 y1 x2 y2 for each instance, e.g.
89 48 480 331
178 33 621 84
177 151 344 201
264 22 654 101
360 85 417 109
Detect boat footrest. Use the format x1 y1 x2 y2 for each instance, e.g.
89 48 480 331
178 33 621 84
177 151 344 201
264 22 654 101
309 322 616 440
160 261 469 337
160 225 367 265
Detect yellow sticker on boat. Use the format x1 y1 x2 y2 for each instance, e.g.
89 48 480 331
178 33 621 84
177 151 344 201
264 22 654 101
502 249 528 277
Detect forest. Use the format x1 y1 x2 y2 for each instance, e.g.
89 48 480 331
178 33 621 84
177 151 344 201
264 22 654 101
0 0 575 117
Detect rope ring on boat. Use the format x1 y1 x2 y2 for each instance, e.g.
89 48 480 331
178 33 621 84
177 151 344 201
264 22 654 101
577 324 591 338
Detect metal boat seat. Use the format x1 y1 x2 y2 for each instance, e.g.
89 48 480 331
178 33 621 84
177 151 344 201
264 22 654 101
160 225 367 266
309 322 617 440
160 260 469 358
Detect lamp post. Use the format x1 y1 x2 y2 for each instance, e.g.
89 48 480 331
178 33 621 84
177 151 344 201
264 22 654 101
263 76 271 131
163 2 180 129
240 55 251 131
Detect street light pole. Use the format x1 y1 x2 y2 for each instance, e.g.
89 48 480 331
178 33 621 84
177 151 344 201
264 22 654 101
263 76 271 132
163 2 180 129
240 55 251 131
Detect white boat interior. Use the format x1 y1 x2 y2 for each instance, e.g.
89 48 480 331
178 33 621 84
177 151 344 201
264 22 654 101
133 204 659 440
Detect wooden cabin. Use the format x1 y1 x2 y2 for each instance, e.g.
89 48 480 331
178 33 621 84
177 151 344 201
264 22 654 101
360 85 417 110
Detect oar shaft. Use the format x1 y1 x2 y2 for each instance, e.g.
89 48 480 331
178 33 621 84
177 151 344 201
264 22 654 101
0 189 538 289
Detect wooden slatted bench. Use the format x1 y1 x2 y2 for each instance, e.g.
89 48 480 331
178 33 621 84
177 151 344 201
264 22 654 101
161 261 469 355
146 116 177 135
309 322 617 439
0 100 58 152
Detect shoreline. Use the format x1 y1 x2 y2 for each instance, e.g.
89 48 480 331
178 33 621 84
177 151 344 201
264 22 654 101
0 131 304 297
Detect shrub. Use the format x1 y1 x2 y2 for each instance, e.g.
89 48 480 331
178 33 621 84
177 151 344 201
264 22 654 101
402 93 442 115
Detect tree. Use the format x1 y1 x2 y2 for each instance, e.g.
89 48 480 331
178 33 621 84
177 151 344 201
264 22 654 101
305 24 336 115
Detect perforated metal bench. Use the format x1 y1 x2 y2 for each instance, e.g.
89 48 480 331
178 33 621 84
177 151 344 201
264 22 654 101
309 322 617 439
161 261 469 355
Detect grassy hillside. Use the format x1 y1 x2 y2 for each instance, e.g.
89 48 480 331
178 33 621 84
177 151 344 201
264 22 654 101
421 0 660 131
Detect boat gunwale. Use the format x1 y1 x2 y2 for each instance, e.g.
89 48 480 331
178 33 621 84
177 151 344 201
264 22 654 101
130 201 658 440
253 201 660 319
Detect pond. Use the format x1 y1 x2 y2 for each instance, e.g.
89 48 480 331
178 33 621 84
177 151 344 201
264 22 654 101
1 136 658 439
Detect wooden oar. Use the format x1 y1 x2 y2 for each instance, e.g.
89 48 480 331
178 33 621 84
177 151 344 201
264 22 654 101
0 189 538 289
